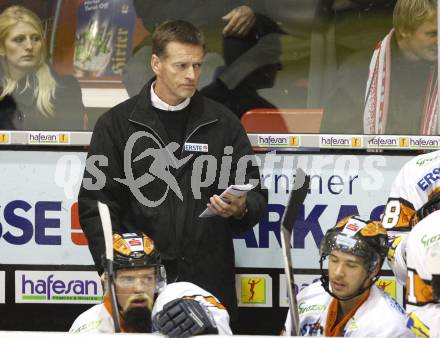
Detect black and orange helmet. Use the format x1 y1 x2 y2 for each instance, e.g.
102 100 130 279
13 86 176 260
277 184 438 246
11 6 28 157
112 232 161 269
320 215 388 272
319 215 389 300
111 232 166 293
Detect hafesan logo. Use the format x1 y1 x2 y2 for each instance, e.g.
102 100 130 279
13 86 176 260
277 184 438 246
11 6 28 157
15 271 103 304
28 132 71 144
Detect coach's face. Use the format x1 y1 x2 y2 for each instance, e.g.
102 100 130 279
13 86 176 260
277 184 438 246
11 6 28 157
151 41 204 106
400 16 437 62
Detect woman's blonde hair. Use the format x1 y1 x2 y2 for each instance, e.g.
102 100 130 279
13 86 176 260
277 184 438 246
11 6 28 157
393 0 437 38
0 5 56 117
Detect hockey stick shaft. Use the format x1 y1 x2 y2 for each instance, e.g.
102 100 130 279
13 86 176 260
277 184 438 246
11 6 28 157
98 201 121 333
281 168 310 336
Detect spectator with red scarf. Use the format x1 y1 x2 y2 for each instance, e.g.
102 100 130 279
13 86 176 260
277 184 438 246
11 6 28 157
321 0 438 135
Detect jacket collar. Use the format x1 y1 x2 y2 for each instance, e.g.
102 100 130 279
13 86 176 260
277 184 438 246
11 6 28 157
128 78 219 143
150 81 191 111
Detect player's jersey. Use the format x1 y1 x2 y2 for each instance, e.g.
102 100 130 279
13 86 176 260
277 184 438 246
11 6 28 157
406 305 440 338
68 301 113 333
405 210 440 337
69 281 232 334
152 282 232 335
283 282 412 337
382 150 440 284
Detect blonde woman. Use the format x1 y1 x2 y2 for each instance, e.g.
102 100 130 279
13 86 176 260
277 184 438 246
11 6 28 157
0 5 84 130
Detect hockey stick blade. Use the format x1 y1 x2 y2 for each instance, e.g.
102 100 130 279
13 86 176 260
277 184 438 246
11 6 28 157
98 201 113 261
281 168 310 232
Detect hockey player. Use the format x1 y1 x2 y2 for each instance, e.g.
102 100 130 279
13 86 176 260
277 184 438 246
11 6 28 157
403 207 440 337
284 216 413 337
382 150 440 285
69 232 232 336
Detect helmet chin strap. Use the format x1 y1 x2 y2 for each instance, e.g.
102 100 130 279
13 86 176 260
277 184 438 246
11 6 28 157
319 256 379 301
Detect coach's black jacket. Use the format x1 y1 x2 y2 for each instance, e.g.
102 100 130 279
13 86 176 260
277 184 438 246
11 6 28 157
78 79 267 318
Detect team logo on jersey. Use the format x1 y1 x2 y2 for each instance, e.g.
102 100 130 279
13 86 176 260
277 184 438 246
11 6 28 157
387 237 404 265
421 232 440 248
346 318 359 331
407 313 430 338
300 320 324 336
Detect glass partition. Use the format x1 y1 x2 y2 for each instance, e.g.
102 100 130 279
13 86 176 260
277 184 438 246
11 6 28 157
1 0 437 136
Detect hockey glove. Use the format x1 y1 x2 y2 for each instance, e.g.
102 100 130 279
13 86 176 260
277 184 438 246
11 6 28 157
153 298 218 338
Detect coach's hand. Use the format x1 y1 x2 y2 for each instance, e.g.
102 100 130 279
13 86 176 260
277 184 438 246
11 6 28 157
207 192 247 219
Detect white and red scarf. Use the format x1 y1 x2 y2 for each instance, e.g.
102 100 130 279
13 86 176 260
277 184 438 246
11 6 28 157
364 29 439 134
